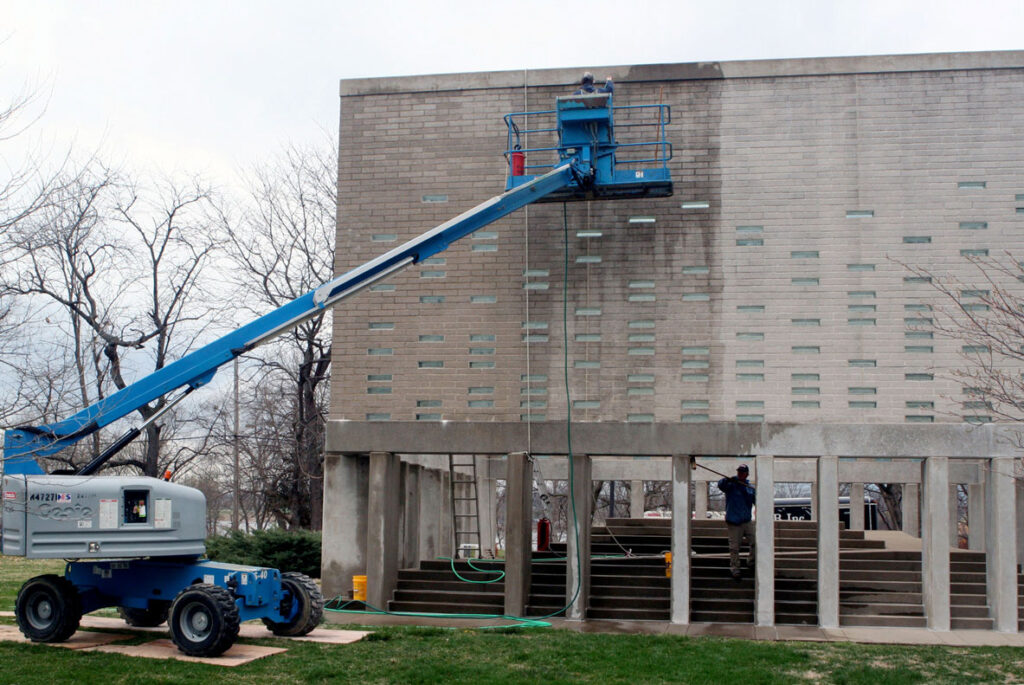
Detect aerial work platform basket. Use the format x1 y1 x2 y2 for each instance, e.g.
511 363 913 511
504 93 673 202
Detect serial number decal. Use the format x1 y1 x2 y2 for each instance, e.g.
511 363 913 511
29 492 72 502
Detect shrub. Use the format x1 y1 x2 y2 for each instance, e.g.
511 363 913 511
205 529 322 578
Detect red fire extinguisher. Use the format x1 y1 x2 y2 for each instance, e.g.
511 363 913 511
536 517 551 552
511 146 525 176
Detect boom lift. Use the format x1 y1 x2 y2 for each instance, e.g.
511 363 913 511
1 92 672 656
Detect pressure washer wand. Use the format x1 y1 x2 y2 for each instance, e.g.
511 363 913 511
691 457 756 491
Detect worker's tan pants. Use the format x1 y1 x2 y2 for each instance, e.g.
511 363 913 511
727 520 755 574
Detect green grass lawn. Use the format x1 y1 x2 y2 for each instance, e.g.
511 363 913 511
2 555 1023 683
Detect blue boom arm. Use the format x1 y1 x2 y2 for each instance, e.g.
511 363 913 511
3 163 580 475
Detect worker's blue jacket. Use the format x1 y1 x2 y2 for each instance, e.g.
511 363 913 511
717 477 755 524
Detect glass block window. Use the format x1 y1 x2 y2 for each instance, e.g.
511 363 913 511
574 360 600 369
905 331 933 340
468 387 493 394
629 374 655 383
682 201 711 209
682 373 709 382
468 400 494 408
682 265 710 275
520 414 547 422
903 276 931 284
369 322 394 330
472 244 498 252
422 194 449 203
848 359 876 368
958 181 986 189
792 318 820 326
521 374 547 382
848 291 876 298
630 280 656 289
791 277 819 286
906 415 934 423
521 387 547 396
960 249 988 257
420 270 446 278
902 236 931 244
848 318 876 326
370 283 396 292
959 222 988 230
471 295 497 304
522 321 547 330
792 373 820 381
576 230 602 238
737 332 765 341
474 231 498 240
736 400 764 409
418 360 444 368
367 413 391 421
963 303 989 312
469 347 495 355
960 289 989 298
421 257 445 265
737 305 765 313
682 400 710 409
417 400 441 408
905 373 934 381
962 345 989 354
792 400 820 408
576 255 602 264
628 216 657 225
792 346 820 354
792 387 820 395
906 401 934 409
470 361 495 369
736 359 764 368
367 387 392 395
367 374 392 382
416 413 442 421
628 334 654 343
472 333 496 342
848 387 877 395
682 346 710 354
520 400 547 409
737 238 763 247
791 251 819 258
629 347 655 355
904 317 933 326
575 307 602 316
628 387 655 396
681 414 709 423
573 400 600 409
627 414 655 423
420 295 445 304
848 304 876 313
372 233 397 242
682 360 710 369
846 210 874 218
629 294 656 303
524 282 549 291
683 293 711 302
847 264 875 272
576 333 602 343
905 345 934 353
524 269 549 278
367 348 393 356
849 401 877 409
419 334 444 342
630 320 656 328
736 414 764 423
737 373 764 382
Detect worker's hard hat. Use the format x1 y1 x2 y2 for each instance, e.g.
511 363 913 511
737 464 749 472
581 72 594 84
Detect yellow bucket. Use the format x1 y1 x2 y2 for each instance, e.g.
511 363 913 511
664 552 672 578
352 575 367 601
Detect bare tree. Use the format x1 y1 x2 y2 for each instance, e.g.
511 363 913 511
220 139 337 529
2 164 224 476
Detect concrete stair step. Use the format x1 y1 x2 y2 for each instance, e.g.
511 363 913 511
841 591 922 604
950 593 988 606
842 559 921 571
587 608 671 621
691 611 753 623
397 579 505 593
392 590 503 606
398 569 506 582
776 614 819 625
692 598 755 612
842 570 922 582
950 605 992 618
952 617 994 630
841 602 924 617
842 580 922 593
841 614 927 628
387 600 505 614
589 596 670 610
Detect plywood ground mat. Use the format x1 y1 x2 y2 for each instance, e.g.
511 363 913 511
0 613 369 666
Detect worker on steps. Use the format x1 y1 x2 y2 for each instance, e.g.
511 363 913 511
717 464 756 580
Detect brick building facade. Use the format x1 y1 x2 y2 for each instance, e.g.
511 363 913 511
331 51 1024 427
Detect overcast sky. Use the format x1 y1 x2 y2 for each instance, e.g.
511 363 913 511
1 0 1022 189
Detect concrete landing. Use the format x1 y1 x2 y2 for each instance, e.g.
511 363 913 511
324 612 1024 647
864 530 923 552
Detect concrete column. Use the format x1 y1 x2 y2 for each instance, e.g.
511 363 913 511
418 467 443 562
400 463 421 569
478 475 497 557
986 456 1018 632
849 482 865 531
566 453 592 621
903 483 920 537
810 483 818 521
1017 471 1024 574
968 474 985 552
670 455 692 624
630 479 645 518
695 481 708 520
950 484 960 548
504 452 532 616
320 453 369 599
818 456 840 628
922 456 951 631
755 454 775 626
439 470 453 557
366 451 401 609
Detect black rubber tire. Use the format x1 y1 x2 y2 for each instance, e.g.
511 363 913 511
261 571 324 637
15 574 82 643
118 604 169 627
168 584 240 657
